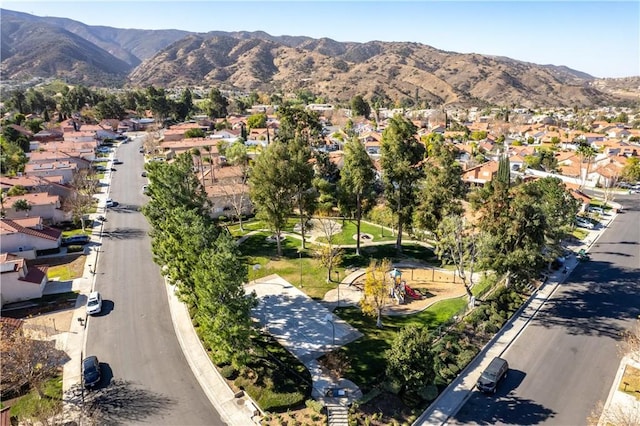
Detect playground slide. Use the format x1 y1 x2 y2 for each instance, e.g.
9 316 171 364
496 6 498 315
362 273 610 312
405 285 422 299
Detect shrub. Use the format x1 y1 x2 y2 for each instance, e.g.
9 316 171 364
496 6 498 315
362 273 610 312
304 399 324 414
220 365 237 380
418 384 439 401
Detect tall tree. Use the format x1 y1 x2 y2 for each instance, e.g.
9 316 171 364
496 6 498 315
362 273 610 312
380 115 425 253
339 137 376 255
276 104 323 146
249 141 295 256
194 232 257 367
288 139 316 249
142 153 211 229
205 88 229 119
360 258 392 328
414 140 464 238
576 141 597 190
350 95 371 118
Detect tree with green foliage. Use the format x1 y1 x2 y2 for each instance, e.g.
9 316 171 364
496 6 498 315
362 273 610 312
350 95 371 118
146 86 172 122
184 128 206 139
0 137 28 175
276 104 323 147
527 177 579 264
175 88 194 121
6 185 27 197
386 325 436 392
246 113 267 130
12 199 31 213
287 139 316 249
414 140 464 238
205 88 229 119
380 115 425 253
194 232 257 367
7 89 26 114
339 137 376 255
360 258 392 328
249 141 295 256
496 155 510 187
94 95 126 120
142 153 211 230
470 130 488 141
475 180 548 286
621 157 640 182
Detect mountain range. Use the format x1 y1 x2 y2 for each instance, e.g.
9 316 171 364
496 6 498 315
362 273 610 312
1 9 637 108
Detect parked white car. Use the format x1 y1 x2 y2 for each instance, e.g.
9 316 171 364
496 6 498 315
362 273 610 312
86 291 102 315
575 217 595 229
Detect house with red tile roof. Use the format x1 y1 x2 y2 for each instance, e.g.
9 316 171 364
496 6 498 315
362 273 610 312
0 217 62 258
0 253 49 308
462 160 500 184
2 192 68 224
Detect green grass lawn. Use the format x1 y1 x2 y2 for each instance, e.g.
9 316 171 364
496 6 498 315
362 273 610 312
571 228 589 241
239 232 440 300
10 375 62 422
314 219 398 245
61 228 91 238
336 296 468 392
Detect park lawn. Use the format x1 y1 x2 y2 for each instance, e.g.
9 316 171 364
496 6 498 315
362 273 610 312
342 243 438 269
228 220 267 237
336 296 468 392
314 219 398 245
10 375 63 422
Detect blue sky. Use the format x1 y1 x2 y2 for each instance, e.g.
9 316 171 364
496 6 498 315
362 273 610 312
3 1 639 78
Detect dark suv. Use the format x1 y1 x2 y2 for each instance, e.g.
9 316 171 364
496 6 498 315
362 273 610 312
62 235 90 246
82 355 101 388
476 356 509 393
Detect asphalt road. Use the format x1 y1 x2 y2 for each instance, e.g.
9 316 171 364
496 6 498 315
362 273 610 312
452 194 640 425
85 136 225 425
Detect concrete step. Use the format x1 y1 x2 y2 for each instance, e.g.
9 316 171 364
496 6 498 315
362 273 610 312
327 403 349 426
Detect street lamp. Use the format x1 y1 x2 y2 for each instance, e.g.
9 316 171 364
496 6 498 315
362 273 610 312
334 270 340 308
324 314 335 348
299 249 303 288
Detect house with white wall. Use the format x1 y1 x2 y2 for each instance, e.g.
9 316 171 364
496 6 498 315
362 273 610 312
0 253 48 308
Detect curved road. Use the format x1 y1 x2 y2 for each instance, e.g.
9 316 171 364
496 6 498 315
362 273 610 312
85 136 225 425
452 194 640 425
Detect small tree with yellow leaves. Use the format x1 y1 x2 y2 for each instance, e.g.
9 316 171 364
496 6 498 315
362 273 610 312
359 258 392 328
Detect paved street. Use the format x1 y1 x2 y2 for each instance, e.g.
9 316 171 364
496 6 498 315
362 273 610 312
84 136 225 425
451 194 640 425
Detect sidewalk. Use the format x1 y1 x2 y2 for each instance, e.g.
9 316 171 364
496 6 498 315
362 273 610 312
413 211 617 425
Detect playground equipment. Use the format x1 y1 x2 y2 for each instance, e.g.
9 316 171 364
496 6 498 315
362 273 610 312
404 284 422 300
388 268 424 303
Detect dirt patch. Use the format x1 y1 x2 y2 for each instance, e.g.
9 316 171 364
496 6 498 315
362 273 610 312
2 297 78 339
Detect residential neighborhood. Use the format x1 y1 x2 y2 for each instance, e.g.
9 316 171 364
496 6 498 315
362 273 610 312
1 81 639 426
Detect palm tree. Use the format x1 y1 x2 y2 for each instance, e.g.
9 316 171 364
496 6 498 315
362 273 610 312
576 141 596 190
191 148 205 185
202 145 216 183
